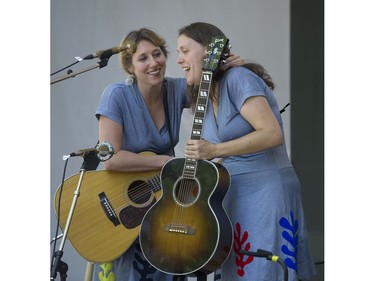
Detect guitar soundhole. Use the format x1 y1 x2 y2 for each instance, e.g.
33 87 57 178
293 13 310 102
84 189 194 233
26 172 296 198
174 178 200 206
128 180 151 204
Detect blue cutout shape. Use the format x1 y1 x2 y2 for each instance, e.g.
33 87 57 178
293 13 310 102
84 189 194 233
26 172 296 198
279 211 299 272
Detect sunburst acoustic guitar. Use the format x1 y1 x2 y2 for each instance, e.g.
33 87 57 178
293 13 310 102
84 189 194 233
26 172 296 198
139 36 233 277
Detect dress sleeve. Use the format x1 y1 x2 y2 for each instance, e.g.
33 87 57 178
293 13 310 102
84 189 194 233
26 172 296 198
95 84 126 126
224 67 267 111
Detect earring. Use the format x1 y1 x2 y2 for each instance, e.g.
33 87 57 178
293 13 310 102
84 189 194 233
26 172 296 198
126 73 135 85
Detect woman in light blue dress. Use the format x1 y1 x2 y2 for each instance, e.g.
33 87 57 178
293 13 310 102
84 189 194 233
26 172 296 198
92 28 188 281
178 22 317 281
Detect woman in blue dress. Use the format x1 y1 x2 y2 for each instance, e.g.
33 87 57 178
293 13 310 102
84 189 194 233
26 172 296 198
177 22 317 281
93 27 242 281
93 27 188 281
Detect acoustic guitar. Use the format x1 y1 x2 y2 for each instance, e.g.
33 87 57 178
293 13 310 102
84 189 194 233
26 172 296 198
139 36 233 277
54 157 161 263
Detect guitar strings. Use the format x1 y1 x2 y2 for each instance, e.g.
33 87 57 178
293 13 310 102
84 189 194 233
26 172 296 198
171 175 186 228
105 176 161 213
171 159 197 228
170 71 211 229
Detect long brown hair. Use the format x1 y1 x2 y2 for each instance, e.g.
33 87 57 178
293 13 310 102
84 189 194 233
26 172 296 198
178 22 275 109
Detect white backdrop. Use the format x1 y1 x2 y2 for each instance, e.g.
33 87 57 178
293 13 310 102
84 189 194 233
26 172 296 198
50 1 291 280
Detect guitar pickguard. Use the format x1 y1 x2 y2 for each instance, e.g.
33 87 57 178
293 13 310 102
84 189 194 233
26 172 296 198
119 198 157 229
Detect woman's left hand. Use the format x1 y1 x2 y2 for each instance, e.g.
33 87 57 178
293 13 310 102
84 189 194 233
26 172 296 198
185 139 215 160
220 53 245 70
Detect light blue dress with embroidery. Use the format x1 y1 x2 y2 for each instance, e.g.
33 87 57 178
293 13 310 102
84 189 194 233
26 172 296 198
202 67 317 281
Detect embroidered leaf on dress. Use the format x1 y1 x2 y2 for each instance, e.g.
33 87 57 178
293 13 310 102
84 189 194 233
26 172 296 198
233 222 254 277
279 211 299 272
98 262 115 281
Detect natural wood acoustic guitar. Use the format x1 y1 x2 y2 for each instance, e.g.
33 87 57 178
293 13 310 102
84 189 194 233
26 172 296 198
54 158 161 263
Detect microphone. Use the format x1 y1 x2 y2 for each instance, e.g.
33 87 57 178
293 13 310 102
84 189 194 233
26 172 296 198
68 141 115 161
83 45 127 60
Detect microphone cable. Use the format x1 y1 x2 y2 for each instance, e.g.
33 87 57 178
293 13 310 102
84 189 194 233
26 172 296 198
240 249 288 281
50 156 70 273
50 58 81 76
280 102 290 114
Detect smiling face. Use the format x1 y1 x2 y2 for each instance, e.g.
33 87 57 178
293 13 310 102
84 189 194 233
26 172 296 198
128 39 166 87
177 34 206 86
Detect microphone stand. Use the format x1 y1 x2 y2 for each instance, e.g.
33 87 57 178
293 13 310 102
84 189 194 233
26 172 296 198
51 54 111 85
50 154 98 280
240 249 288 281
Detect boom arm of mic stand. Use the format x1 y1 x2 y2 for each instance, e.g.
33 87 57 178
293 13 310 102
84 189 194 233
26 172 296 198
51 55 111 85
240 249 288 281
51 64 100 85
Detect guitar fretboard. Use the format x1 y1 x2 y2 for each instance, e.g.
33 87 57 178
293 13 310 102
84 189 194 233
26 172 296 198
183 71 213 179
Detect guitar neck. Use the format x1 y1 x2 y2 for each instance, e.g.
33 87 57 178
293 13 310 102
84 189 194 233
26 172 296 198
183 70 213 179
182 35 229 180
190 70 213 141
149 175 161 192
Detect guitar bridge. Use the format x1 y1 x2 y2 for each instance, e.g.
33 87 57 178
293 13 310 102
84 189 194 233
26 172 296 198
99 192 120 226
164 224 196 235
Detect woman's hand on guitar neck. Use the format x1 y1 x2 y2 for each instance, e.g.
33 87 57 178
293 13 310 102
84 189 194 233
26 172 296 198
185 139 217 160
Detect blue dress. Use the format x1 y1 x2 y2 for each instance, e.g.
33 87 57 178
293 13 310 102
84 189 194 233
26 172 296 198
92 77 189 281
202 67 317 281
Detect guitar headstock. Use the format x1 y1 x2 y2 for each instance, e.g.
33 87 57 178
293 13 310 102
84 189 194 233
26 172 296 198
203 36 230 72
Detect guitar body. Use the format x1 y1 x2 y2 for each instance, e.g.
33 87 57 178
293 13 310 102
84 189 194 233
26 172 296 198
140 158 232 276
54 168 161 263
